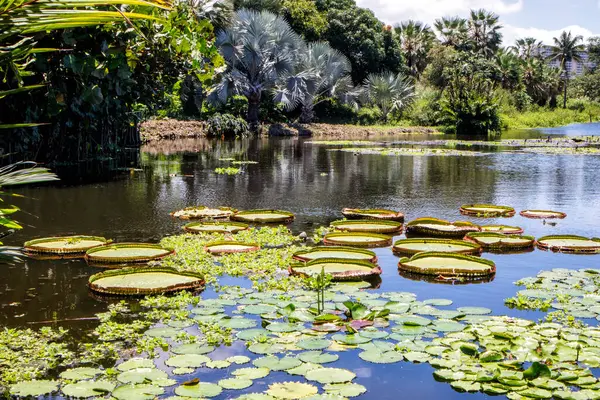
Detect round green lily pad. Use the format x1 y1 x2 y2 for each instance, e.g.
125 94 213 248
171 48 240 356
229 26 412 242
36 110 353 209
252 356 302 371
85 243 173 264
406 218 480 238
165 354 211 368
536 235 600 254
232 367 270 380
10 380 59 397
359 350 403 363
24 235 111 256
112 384 164 400
292 246 377 263
59 367 103 380
61 380 115 398
330 219 403 234
236 328 271 341
117 358 155 371
218 378 253 390
174 382 223 398
117 368 169 384
184 221 249 234
231 210 295 224
265 322 304 333
204 241 260 255
324 383 367 397
392 238 482 256
266 382 319 399
172 343 215 355
398 252 496 277
297 337 332 350
290 258 382 281
144 327 180 338
481 225 524 235
306 368 356 384
342 208 404 222
298 351 339 364
465 232 535 251
88 267 204 296
456 306 492 315
460 204 516 217
323 232 393 248
220 317 257 329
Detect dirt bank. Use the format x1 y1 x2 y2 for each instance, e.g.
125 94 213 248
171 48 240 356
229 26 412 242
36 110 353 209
140 119 441 142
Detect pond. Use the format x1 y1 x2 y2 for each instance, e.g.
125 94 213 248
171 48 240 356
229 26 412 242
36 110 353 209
2 125 600 399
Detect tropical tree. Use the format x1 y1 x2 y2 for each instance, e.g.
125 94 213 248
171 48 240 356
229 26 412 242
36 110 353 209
434 16 468 49
521 58 561 106
550 31 585 108
362 72 415 122
513 37 543 60
496 50 522 90
211 9 305 129
395 20 436 78
275 42 353 123
468 9 503 57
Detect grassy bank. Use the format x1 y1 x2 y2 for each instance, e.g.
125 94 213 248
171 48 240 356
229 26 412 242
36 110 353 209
500 107 600 130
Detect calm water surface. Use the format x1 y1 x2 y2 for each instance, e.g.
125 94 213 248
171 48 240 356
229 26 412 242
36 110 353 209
1 125 600 399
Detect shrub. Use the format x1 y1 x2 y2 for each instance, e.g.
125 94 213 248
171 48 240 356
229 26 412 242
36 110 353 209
206 114 249 138
355 107 382 125
313 99 358 124
406 87 441 126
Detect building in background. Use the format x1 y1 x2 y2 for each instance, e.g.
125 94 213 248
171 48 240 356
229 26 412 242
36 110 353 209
539 47 596 77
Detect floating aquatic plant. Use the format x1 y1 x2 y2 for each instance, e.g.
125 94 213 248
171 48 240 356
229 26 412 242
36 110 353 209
464 232 536 251
398 252 496 278
520 209 567 219
331 147 483 157
323 232 393 248
330 219 403 234
536 235 600 253
480 225 524 235
292 246 378 263
215 167 242 175
459 204 516 218
204 240 260 255
231 210 295 224
405 218 480 238
23 235 111 257
290 259 382 281
392 238 482 257
170 206 236 220
85 243 174 265
341 208 404 222
183 221 249 234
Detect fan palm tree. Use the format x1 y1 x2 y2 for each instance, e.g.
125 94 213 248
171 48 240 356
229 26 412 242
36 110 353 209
468 9 503 57
513 37 543 60
395 20 436 78
522 58 561 106
362 72 415 123
549 31 585 108
496 49 522 90
434 16 468 49
0 0 172 129
210 9 305 130
274 42 353 123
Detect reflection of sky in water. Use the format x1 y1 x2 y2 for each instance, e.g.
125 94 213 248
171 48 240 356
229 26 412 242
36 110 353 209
1 126 600 398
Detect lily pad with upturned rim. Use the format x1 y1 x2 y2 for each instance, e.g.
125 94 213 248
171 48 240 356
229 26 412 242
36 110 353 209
536 235 600 254
183 221 249 234
85 243 173 264
293 246 377 263
290 258 382 281
459 204 516 217
392 238 482 256
406 218 480 238
520 210 567 219
341 208 404 222
24 235 111 256
231 209 295 224
170 206 236 220
323 232 392 248
398 252 496 277
465 232 536 251
204 241 260 255
88 267 205 296
480 225 524 235
330 219 403 234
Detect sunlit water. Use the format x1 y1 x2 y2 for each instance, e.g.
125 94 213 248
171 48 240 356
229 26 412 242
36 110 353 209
1 125 600 399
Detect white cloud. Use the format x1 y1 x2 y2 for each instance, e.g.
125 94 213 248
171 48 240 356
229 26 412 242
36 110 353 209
355 0 524 26
503 24 600 45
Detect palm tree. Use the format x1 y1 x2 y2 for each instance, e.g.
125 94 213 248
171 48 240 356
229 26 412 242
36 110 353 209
522 58 561 106
513 37 543 60
274 42 353 123
468 9 503 57
496 50 521 90
434 16 468 48
210 9 304 130
362 72 415 123
395 20 436 78
549 31 585 108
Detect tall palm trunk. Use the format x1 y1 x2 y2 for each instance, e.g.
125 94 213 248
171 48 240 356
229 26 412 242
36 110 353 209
247 91 261 132
563 67 569 109
300 102 315 124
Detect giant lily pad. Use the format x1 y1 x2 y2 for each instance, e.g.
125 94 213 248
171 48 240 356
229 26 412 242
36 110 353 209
465 232 535 251
392 238 482 256
231 209 295 224
406 218 480 238
293 246 377 263
398 252 496 277
341 208 404 222
480 225 524 235
204 241 260 255
10 380 59 397
536 235 600 254
459 204 515 217
85 243 173 264
184 221 249 234
520 210 567 219
171 206 236 220
290 258 382 281
88 267 205 296
323 232 392 248
24 235 111 256
330 219 403 234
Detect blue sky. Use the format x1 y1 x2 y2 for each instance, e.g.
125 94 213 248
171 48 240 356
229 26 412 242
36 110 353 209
356 0 600 45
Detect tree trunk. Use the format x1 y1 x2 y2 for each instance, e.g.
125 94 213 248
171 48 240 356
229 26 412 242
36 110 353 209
563 69 569 109
247 92 261 133
300 103 314 124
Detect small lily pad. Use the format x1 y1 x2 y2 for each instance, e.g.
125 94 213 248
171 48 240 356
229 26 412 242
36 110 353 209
298 351 339 364
117 358 155 371
61 380 115 398
324 383 367 397
218 378 253 390
359 350 403 364
266 382 319 399
175 382 223 398
232 367 270 380
306 368 356 384
252 355 303 371
172 343 215 355
297 338 332 350
165 354 211 368
112 384 164 400
59 367 103 381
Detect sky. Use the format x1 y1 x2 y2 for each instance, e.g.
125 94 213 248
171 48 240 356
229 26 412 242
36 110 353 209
355 0 600 46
